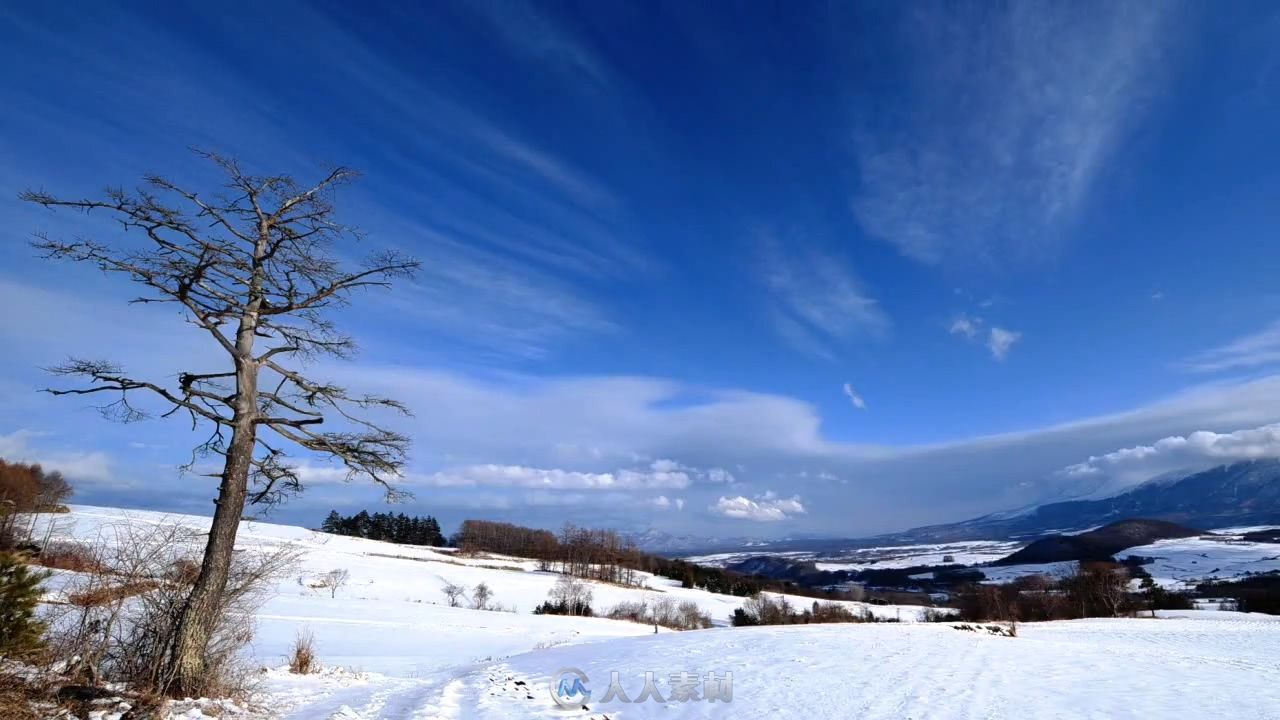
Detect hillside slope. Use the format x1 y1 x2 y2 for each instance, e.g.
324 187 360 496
28 505 1280 719
992 519 1202 565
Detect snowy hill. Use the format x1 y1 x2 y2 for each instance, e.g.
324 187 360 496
30 505 1280 719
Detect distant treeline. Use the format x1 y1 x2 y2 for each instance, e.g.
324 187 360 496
0 458 74 548
455 518 829 599
320 510 446 546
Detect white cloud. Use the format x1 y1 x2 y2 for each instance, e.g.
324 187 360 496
852 2 1176 266
948 315 1020 361
651 495 685 511
0 429 114 484
705 467 737 485
414 463 691 490
760 231 888 358
711 491 807 522
987 327 1022 361
1183 320 1280 373
949 314 981 339
1058 422 1280 496
842 383 867 410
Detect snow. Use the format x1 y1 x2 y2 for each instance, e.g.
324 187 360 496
1120 533 1280 589
688 540 1024 573
30 506 1280 719
978 561 1079 584
268 613 1280 719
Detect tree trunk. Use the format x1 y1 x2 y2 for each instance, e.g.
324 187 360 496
165 412 255 695
167 334 260 696
167 224 268 696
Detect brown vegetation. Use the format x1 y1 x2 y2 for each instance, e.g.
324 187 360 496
955 562 1193 622
288 629 317 675
0 459 73 549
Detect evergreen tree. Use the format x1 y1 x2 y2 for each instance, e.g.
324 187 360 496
320 511 342 534
0 553 48 658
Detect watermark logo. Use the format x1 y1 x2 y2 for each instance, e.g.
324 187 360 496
551 667 591 708
550 667 732 708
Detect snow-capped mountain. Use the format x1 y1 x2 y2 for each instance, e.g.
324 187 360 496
882 459 1280 544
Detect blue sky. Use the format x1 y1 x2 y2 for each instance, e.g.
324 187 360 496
4 0 1280 537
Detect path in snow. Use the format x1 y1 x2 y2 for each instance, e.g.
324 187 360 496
268 611 1280 720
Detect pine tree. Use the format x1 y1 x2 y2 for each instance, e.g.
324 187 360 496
0 553 48 658
320 511 342 534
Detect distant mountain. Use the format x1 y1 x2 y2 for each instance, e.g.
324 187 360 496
992 519 1202 565
624 529 782 555
887 459 1280 544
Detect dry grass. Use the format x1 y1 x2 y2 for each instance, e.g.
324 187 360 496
288 629 317 675
33 542 105 574
0 674 40 720
66 580 160 608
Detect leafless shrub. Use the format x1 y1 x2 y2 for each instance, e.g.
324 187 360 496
921 607 953 622
604 597 711 630
471 581 493 610
45 519 300 697
33 542 105 574
288 629 317 675
313 569 349 598
441 581 466 607
550 574 592 610
0 671 46 720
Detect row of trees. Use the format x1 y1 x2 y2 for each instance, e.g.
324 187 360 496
455 519 788 598
956 562 1194 622
731 594 880 626
453 520 646 585
0 459 74 548
0 460 73 514
320 510 445 547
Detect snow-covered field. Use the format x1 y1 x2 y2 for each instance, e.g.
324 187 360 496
1121 531 1280 589
29 507 1280 719
979 528 1280 589
686 539 1023 572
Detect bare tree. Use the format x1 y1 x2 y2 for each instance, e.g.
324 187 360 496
471 581 493 610
22 151 419 695
321 569 350 599
441 581 466 608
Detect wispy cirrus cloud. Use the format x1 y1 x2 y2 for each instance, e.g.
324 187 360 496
0 2 645 364
460 0 615 90
759 232 888 358
1183 320 1280 373
852 1 1178 266
842 383 867 410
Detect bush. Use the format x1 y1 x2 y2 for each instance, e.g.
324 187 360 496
733 593 875 626
534 599 593 617
472 582 493 610
45 521 299 696
35 542 105 574
603 598 712 630
288 629 317 674
0 553 48 660
0 671 44 720
536 575 593 617
441 581 466 607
